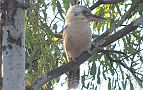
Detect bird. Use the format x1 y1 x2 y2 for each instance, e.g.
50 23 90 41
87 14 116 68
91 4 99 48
63 5 103 90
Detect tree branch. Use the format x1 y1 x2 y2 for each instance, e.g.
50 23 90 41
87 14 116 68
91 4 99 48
112 58 143 82
92 0 142 43
104 49 143 82
89 0 124 10
101 22 138 47
103 15 143 47
29 13 143 90
99 49 126 55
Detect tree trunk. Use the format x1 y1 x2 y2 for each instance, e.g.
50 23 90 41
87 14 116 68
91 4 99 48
0 15 2 90
2 0 25 90
0 0 4 89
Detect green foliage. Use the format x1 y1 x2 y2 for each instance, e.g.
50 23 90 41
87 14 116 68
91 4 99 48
25 0 143 90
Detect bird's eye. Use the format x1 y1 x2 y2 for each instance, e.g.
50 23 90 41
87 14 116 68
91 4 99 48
82 10 87 15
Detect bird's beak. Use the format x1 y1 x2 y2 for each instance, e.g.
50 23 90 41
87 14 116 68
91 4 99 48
86 13 105 22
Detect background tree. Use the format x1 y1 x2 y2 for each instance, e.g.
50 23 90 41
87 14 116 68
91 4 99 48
0 0 30 90
0 0 141 90
0 0 3 89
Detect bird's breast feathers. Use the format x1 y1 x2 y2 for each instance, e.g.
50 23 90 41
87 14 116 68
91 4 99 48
63 20 92 58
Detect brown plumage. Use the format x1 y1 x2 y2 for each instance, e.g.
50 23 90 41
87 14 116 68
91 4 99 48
63 5 103 90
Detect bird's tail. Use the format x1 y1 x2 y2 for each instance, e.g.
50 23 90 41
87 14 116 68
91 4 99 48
68 67 80 90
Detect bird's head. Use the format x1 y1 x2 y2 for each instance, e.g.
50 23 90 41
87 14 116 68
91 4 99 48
65 5 104 23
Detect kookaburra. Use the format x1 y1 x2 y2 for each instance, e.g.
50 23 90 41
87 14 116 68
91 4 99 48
63 5 103 90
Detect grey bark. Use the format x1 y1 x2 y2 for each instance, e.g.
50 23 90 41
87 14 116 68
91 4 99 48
2 0 25 90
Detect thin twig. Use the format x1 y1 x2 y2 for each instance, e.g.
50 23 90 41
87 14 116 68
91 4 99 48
99 49 127 55
89 0 124 10
107 54 143 82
